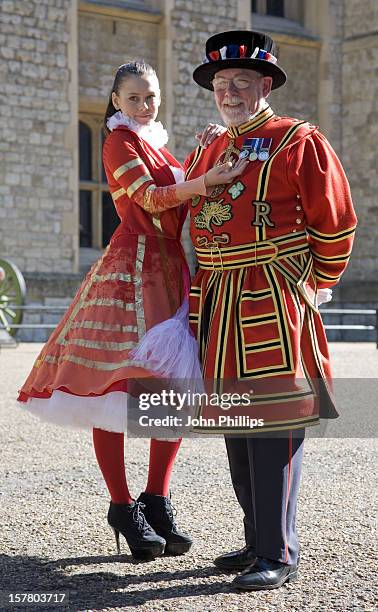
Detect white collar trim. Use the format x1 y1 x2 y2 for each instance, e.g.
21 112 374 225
106 111 169 149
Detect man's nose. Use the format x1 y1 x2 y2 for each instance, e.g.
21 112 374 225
225 80 238 93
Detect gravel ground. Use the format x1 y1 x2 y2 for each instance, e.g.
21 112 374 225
0 343 377 612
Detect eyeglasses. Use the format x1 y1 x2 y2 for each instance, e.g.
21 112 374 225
211 75 263 91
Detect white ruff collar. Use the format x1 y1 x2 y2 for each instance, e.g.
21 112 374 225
107 111 169 149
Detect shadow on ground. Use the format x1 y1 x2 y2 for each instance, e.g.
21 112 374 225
0 553 229 611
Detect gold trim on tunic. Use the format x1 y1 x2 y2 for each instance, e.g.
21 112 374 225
113 158 144 180
111 187 126 201
127 174 152 198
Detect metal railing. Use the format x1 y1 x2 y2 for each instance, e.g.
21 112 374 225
318 308 377 347
1 305 378 346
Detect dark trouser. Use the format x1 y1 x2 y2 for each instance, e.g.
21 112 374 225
225 430 304 566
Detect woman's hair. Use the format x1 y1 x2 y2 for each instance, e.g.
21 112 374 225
103 61 158 136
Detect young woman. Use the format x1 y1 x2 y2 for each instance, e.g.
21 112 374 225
17 62 247 561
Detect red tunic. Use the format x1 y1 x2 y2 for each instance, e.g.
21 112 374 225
184 106 357 434
19 126 189 406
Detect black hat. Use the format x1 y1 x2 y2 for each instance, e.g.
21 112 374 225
193 30 287 91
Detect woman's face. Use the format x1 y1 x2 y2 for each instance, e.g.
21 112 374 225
112 73 161 125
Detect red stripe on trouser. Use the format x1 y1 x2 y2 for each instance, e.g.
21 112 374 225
284 432 293 563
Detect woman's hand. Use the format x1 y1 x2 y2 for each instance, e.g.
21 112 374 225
195 123 227 149
204 158 249 187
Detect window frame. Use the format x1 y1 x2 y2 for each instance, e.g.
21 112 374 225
251 0 303 22
79 114 110 249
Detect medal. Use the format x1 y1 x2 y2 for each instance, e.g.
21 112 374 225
248 139 260 161
258 137 272 161
241 137 261 162
238 149 249 160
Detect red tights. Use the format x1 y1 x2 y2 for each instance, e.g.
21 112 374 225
92 428 181 504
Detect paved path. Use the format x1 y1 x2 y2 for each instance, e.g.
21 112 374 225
0 343 377 611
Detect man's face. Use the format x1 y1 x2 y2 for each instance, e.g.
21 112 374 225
212 68 272 126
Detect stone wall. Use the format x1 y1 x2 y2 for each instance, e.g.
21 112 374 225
344 0 378 38
169 0 247 163
0 0 78 274
78 10 159 104
340 1 378 289
268 40 319 123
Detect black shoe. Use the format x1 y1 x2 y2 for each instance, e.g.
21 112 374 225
214 545 257 571
137 492 193 556
232 557 298 591
107 500 166 561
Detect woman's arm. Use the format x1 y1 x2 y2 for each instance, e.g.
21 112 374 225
103 131 248 215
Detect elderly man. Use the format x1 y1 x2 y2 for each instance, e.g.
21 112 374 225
185 31 357 590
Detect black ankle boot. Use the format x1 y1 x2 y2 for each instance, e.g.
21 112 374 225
107 500 166 561
137 492 193 556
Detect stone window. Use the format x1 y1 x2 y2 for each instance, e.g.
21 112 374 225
79 117 120 250
251 0 302 22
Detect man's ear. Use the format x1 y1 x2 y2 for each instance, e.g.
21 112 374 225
263 76 273 98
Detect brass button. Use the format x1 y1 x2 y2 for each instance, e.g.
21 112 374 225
296 205 302 211
296 218 302 224
292 229 297 233
296 194 301 199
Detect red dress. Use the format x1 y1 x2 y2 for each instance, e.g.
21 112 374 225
18 125 193 432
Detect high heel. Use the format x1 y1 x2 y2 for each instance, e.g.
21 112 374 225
111 527 121 554
137 492 193 556
107 500 166 560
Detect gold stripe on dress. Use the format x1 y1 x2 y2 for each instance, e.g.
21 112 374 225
152 215 163 232
113 158 144 180
92 272 138 284
42 353 146 371
70 320 138 333
127 174 153 198
56 247 110 345
135 235 146 339
83 298 135 311
111 187 126 201
59 338 137 351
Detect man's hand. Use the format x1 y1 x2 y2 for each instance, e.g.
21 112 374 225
316 288 333 307
195 123 227 149
204 158 249 187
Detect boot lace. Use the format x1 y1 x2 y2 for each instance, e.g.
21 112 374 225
164 495 178 527
130 501 151 534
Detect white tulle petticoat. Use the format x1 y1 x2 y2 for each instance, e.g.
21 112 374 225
24 298 202 434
